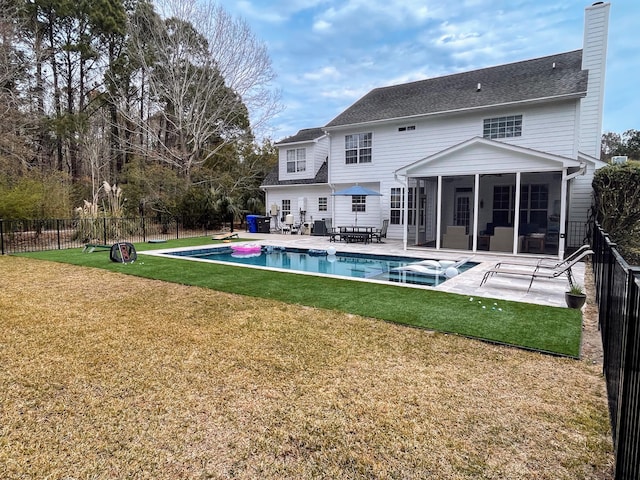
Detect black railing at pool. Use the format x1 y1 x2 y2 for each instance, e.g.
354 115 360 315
0 216 220 255
592 222 640 480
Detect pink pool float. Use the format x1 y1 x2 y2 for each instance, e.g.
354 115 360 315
230 244 262 254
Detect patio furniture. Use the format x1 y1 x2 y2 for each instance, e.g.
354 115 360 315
524 233 546 253
344 232 371 244
479 248 594 292
83 243 111 253
329 228 341 242
212 232 239 241
442 226 469 250
489 226 515 252
490 244 592 270
331 226 374 243
372 219 389 243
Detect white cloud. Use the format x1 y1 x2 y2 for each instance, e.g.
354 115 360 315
234 1 288 23
312 19 332 32
303 66 342 82
320 86 367 100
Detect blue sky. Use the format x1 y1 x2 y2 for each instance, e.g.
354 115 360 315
215 0 638 142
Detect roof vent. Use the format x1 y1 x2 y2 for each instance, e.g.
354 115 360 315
476 83 481 92
552 62 556 69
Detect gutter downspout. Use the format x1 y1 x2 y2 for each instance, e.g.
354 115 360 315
559 162 587 259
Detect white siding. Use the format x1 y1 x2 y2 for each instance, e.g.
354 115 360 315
579 2 610 159
265 186 333 230
327 101 581 186
569 162 598 224
314 136 329 172
278 142 317 182
276 137 328 183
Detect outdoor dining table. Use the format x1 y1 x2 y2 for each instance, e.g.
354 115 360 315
332 226 375 244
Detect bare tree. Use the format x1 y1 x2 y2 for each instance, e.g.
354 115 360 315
0 0 34 172
120 0 281 182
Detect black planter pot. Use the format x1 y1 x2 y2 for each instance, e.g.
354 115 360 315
565 292 587 309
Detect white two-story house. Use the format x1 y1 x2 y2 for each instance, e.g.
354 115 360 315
261 2 610 258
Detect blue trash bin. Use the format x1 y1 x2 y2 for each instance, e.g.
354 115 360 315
246 214 258 233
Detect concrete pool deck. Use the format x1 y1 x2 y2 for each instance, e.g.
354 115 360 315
228 231 586 309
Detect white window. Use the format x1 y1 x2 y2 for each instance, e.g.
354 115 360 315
286 148 306 173
345 133 372 164
352 195 366 213
390 188 403 225
483 115 522 139
318 197 327 212
282 199 291 219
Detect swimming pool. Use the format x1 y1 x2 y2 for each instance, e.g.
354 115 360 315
155 245 477 287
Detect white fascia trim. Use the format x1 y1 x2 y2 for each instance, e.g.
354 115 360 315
261 183 329 190
276 134 328 147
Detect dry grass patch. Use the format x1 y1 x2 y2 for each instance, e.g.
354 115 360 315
0 256 613 479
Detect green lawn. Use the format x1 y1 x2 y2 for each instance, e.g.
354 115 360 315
21 237 583 357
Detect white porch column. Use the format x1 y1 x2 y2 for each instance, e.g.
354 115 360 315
436 176 443 249
559 170 568 259
472 174 480 251
513 172 522 255
402 181 409 251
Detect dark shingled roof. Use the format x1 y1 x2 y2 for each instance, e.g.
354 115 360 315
261 160 328 187
275 127 325 145
325 50 587 128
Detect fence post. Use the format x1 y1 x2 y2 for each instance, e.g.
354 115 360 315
141 213 146 243
103 217 107 245
0 219 4 255
56 219 61 250
176 216 180 239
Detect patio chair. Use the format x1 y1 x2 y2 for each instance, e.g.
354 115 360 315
442 225 469 250
372 219 389 243
329 227 341 242
489 226 515 252
479 249 594 292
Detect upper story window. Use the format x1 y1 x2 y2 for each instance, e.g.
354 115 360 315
483 115 522 139
286 148 306 173
345 133 372 164
398 125 416 132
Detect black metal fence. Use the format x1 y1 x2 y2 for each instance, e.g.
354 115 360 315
0 216 222 255
592 223 640 480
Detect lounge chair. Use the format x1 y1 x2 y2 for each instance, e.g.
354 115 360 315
479 249 594 292
82 243 111 253
392 256 474 276
212 232 239 240
491 244 592 270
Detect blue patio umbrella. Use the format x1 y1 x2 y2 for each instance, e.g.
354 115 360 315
332 185 383 225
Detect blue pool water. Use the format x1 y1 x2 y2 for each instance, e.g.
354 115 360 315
161 245 477 287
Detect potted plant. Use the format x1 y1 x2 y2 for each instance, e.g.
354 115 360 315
565 284 587 309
